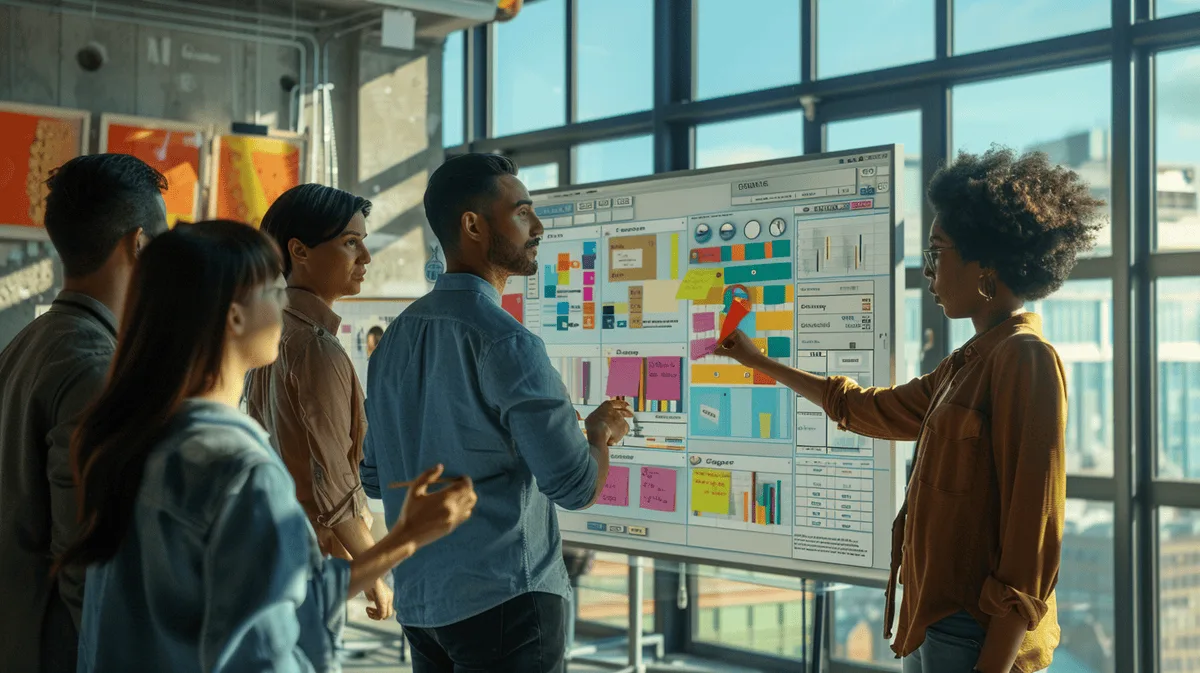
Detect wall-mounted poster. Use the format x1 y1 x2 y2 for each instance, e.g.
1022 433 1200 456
100 115 206 227
211 133 303 228
331 297 417 389
0 103 89 238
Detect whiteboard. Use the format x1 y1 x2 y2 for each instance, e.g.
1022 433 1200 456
512 146 905 586
332 297 417 389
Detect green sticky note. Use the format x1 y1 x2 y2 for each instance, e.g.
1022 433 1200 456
676 268 724 300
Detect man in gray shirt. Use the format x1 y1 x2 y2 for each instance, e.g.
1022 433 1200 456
0 154 167 672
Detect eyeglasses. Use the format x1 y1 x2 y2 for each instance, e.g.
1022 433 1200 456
922 246 950 272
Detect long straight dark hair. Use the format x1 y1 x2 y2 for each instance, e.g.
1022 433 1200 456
56 220 282 571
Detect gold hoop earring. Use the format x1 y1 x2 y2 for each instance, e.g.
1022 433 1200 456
977 275 995 302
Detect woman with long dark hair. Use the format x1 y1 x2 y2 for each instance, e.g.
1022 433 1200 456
58 220 476 672
718 148 1103 673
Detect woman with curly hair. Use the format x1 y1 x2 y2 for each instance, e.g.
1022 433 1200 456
717 147 1104 673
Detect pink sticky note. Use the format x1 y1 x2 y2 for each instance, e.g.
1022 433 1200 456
639 466 677 512
584 271 596 285
689 337 717 361
606 357 642 397
692 312 715 333
599 465 630 507
584 287 594 301
646 356 681 401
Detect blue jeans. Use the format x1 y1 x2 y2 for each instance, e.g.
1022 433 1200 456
403 592 567 673
902 611 986 673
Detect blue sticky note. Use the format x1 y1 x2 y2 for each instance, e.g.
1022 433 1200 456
603 315 616 329
557 315 569 331
545 285 557 298
582 254 596 270
583 241 597 255
557 302 570 315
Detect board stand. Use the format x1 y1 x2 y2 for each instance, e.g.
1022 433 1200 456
568 557 831 673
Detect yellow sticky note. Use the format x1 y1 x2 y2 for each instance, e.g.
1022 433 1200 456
558 271 570 285
676 268 724 300
691 468 732 515
644 279 682 313
759 412 772 439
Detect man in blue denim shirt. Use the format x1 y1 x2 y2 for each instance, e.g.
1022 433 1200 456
362 154 631 672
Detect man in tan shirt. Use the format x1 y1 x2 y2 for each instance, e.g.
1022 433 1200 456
244 184 392 621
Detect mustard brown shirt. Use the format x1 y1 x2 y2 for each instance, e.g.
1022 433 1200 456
246 288 371 558
822 312 1066 672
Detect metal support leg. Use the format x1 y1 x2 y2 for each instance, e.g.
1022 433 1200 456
809 581 827 673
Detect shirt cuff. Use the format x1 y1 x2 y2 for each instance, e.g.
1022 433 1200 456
979 574 1049 630
822 376 854 431
314 484 365 528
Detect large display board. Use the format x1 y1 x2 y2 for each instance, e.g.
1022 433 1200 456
331 297 416 389
210 133 303 228
522 147 904 584
0 102 89 239
100 114 205 227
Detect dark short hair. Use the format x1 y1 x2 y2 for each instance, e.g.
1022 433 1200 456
423 153 518 255
44 154 168 277
928 146 1105 301
367 325 384 339
260 183 372 276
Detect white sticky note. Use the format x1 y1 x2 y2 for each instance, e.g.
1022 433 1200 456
612 248 643 270
643 278 681 314
700 404 719 424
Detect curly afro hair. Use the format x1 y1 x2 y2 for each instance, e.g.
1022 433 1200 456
927 146 1105 301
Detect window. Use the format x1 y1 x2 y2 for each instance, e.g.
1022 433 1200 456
833 584 896 666
695 567 813 659
953 0 1110 55
442 32 465 147
575 0 653 122
950 280 1113 475
695 111 804 170
1157 278 1200 481
1157 0 1200 18
518 162 560 192
816 0 934 79
1155 47 1200 251
694 0 800 100
826 111 924 267
1058 500 1115 672
1159 508 1200 671
573 135 654 185
492 0 566 137
574 552 655 633
952 63 1113 255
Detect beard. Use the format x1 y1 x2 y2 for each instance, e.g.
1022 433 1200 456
487 226 538 276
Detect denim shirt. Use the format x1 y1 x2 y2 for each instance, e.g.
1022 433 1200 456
362 273 598 627
77 400 351 673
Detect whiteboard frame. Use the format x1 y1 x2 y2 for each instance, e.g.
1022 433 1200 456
534 145 905 588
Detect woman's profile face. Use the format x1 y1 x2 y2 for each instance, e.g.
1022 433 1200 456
923 218 985 320
235 275 289 369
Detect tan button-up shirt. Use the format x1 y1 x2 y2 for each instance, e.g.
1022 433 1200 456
246 288 371 559
822 312 1066 672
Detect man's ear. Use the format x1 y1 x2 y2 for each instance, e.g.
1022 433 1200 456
462 211 486 246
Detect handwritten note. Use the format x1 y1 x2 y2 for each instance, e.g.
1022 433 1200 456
691 468 732 515
643 279 681 313
606 357 642 397
675 268 724 300
640 467 677 512
646 357 681 401
692 311 716 333
599 465 630 507
689 337 717 361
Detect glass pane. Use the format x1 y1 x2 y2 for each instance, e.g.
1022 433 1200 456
950 280 1114 475
576 0 653 122
695 566 813 658
833 584 895 666
573 135 654 184
0 239 61 350
953 0 1110 55
442 32 465 148
1160 507 1200 671
574 552 655 633
1057 500 1115 673
695 111 804 170
492 0 566 137
695 0 800 100
1157 0 1200 18
952 63 1112 256
817 0 934 79
1155 47 1200 250
827 111 923 267
518 162 560 192
1157 278 1200 480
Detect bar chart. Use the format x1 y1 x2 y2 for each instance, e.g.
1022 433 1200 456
691 467 792 531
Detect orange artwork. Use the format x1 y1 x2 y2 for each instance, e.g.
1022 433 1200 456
0 110 82 228
215 136 302 228
103 122 203 227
